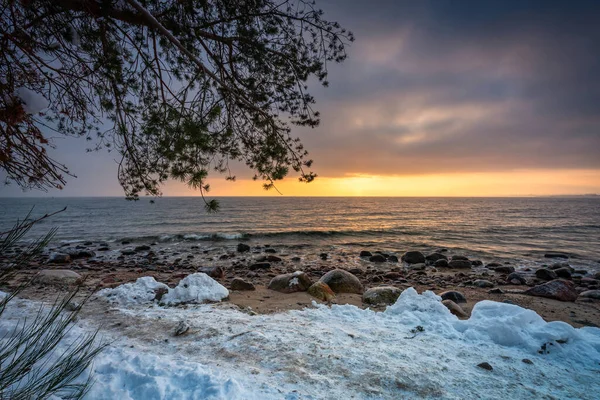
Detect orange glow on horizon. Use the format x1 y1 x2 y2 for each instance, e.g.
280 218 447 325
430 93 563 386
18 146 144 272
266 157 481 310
161 169 600 197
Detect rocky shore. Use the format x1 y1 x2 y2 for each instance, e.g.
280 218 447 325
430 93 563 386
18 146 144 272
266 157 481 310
2 240 600 327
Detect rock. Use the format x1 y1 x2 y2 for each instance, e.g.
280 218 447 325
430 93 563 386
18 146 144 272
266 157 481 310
135 245 151 252
553 267 572 279
319 269 363 294
401 251 425 264
388 255 399 263
488 288 504 294
477 362 493 371
174 321 190 336
384 272 401 280
266 255 282 262
434 259 449 268
362 286 402 305
268 271 312 293
522 359 533 365
74 250 95 258
64 301 80 312
471 260 483 267
121 249 136 256
442 299 468 317
230 278 255 291
507 272 527 285
439 291 467 304
408 263 426 271
154 287 168 301
307 281 336 302
524 279 579 302
486 262 502 268
544 252 569 259
319 253 328 260
249 262 271 270
451 255 470 261
549 262 571 270
34 269 82 286
491 265 515 274
448 260 472 269
237 243 250 253
48 253 71 264
535 268 557 281
594 272 600 280
473 279 494 288
369 254 387 263
198 266 224 279
579 290 600 300
359 250 372 257
425 253 448 263
291 256 301 262
265 248 277 254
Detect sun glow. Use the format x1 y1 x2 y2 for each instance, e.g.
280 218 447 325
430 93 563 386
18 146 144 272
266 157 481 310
162 169 600 197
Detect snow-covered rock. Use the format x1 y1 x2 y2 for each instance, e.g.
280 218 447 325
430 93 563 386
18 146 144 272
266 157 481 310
161 273 228 305
98 276 169 306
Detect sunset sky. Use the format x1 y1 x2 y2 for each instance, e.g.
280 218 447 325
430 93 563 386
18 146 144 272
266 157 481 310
3 0 600 197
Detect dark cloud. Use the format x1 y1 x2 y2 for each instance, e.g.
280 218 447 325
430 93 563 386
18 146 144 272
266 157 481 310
294 0 600 177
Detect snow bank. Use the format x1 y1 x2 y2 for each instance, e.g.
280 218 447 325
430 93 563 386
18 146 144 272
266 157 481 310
98 273 228 306
98 277 169 306
161 273 229 305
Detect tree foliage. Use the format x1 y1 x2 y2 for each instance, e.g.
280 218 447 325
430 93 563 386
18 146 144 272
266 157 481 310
0 0 353 208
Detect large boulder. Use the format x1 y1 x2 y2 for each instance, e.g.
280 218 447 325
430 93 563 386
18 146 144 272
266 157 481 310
448 259 472 269
439 290 467 304
230 278 255 291
442 299 468 317
535 268 557 281
307 281 336 302
319 269 363 294
524 279 578 302
401 251 425 264
34 269 82 286
362 286 402 305
268 271 312 293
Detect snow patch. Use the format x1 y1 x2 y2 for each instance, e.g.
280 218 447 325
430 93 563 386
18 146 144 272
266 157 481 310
16 87 49 114
98 276 168 306
161 273 228 305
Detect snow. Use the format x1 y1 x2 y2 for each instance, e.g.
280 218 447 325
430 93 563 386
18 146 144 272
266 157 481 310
98 276 169 305
161 273 229 305
98 273 229 306
2 287 600 399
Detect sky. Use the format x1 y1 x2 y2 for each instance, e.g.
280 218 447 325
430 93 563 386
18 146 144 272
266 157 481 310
2 0 600 197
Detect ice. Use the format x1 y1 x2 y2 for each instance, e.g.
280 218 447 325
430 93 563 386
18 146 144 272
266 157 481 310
2 286 599 399
161 273 229 305
97 276 168 305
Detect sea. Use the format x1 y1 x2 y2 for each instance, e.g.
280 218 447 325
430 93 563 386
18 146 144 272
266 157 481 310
1 196 599 271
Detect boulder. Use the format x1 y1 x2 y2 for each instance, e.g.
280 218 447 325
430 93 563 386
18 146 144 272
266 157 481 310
524 279 578 302
48 253 71 264
486 262 502 268
491 265 515 274
319 269 363 294
237 243 250 253
439 290 467 304
362 286 402 305
264 248 277 254
471 260 483 267
359 251 372 257
553 267 572 279
451 255 470 261
473 279 494 288
507 272 527 285
477 362 493 371
448 260 472 269
535 268 557 281
34 269 82 286
230 278 256 291
401 251 425 264
425 253 448 263
268 271 312 293
307 281 336 302
388 255 399 263
266 255 282 262
579 290 600 300
434 259 449 268
198 266 224 279
369 254 387 263
442 299 468 317
249 262 271 271
135 245 151 252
